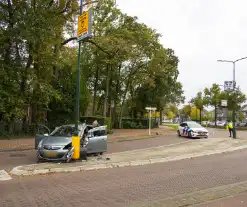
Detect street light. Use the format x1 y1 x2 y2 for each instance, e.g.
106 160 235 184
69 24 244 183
217 57 247 138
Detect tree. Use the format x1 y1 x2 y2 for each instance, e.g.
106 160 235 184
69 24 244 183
180 105 192 119
190 106 200 121
0 0 185 134
220 88 246 122
204 84 221 126
190 92 207 123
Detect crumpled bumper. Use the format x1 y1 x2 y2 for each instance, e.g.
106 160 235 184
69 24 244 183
37 147 75 161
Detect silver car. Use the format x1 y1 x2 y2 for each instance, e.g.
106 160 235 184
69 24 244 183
35 124 107 162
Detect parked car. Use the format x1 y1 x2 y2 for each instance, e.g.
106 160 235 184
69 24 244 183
207 121 215 126
177 121 209 138
240 122 247 127
35 124 107 162
216 121 226 127
162 119 173 123
201 121 208 125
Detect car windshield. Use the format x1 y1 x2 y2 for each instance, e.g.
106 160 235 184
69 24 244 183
187 122 202 128
50 126 77 137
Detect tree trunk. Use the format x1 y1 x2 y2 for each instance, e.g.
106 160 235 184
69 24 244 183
214 104 217 126
103 64 110 117
92 64 99 116
107 66 113 117
4 0 13 64
119 78 131 128
196 108 198 121
159 110 163 125
199 108 202 124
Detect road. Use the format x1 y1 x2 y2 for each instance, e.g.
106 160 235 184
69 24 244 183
0 134 186 171
1 127 246 171
1 147 247 206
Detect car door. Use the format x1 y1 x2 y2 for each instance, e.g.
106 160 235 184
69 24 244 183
179 123 187 136
87 126 107 154
35 125 51 149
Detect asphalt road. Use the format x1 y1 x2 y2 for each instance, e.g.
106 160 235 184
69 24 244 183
0 134 187 171
1 127 245 171
1 147 247 206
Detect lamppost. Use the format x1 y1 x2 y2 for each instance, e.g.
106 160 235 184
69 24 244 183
217 57 247 138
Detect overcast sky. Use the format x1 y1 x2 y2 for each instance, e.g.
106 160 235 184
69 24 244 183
116 0 247 103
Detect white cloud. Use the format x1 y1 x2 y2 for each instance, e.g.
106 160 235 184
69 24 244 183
116 0 247 102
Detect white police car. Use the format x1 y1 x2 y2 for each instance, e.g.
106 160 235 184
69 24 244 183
177 121 209 138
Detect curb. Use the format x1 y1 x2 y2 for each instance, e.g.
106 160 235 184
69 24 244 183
10 144 247 177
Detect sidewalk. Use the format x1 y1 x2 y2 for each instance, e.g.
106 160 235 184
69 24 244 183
10 137 247 177
130 180 247 207
0 126 173 151
197 191 247 207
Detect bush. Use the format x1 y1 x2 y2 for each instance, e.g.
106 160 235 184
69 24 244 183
121 118 158 129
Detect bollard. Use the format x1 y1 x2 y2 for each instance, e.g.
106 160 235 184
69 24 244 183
72 136 80 159
232 128 237 139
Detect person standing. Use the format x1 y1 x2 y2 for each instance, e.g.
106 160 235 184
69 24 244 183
228 120 233 137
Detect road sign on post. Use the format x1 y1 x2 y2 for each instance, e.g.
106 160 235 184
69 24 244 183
221 100 227 107
145 107 157 136
224 81 235 91
77 9 92 41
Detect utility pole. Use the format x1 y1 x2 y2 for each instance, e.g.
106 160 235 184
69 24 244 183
217 57 247 139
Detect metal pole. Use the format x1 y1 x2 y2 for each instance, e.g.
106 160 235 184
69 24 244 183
72 0 84 160
232 62 236 138
149 110 151 136
74 0 84 136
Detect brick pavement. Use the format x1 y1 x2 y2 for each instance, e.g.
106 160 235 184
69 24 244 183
1 149 247 206
0 126 173 151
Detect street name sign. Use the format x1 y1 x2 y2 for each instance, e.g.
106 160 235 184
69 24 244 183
145 107 157 111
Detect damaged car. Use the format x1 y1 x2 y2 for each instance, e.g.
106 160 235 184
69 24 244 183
35 124 107 162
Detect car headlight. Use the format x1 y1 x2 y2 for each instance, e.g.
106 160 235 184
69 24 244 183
38 140 43 149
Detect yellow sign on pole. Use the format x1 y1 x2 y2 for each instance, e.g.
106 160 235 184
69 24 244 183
77 11 89 38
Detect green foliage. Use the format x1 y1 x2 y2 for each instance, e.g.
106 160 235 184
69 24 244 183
180 105 192 118
0 0 184 136
121 118 158 129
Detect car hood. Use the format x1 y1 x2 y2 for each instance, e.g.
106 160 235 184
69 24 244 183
190 128 208 133
42 136 72 146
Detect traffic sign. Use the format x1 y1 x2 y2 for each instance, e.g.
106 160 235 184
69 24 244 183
145 107 157 111
224 81 235 91
77 9 92 41
221 100 227 107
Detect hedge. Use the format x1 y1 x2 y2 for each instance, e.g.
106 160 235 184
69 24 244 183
121 118 159 129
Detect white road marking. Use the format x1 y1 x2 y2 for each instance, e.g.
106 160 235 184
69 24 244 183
0 170 12 181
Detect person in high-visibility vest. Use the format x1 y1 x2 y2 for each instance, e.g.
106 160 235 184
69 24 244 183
228 120 233 137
